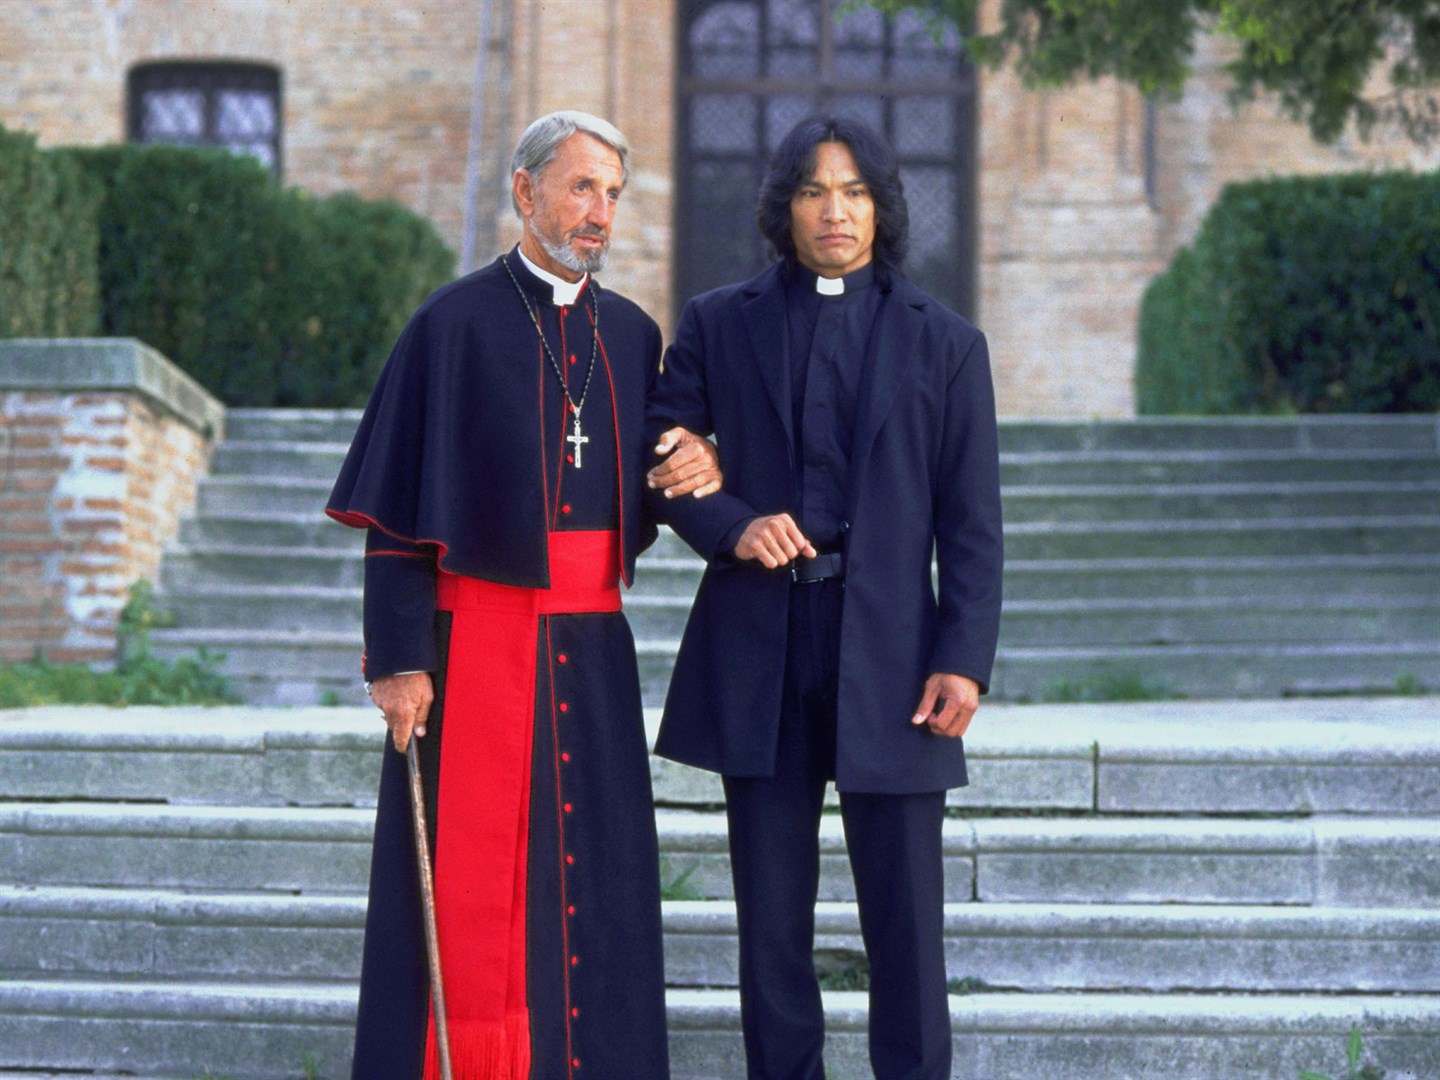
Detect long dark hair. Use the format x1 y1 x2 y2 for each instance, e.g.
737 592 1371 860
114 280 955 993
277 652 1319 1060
756 114 909 278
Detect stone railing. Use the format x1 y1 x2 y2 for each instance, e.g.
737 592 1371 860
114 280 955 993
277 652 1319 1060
0 339 225 664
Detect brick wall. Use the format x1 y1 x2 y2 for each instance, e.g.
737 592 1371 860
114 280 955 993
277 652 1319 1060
0 342 223 664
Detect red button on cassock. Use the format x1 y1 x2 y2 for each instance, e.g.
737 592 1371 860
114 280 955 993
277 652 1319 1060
567 905 576 915
563 803 573 813
566 854 575 865
559 702 569 713
557 653 568 664
570 956 579 966
562 753 570 762
561 504 572 515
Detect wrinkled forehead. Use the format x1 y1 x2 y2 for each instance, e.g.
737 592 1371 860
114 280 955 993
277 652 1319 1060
550 132 625 184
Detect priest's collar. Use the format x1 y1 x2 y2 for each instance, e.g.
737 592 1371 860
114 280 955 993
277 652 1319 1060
513 246 589 306
792 260 876 297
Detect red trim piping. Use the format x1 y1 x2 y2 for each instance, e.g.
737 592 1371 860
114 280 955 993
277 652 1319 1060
592 314 627 586
545 619 577 1080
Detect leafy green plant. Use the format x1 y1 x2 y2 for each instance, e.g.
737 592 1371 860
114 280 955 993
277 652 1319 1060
50 139 453 407
0 581 235 708
1138 171 1440 415
1300 1026 1386 1080
1392 673 1424 696
1040 671 1178 703
814 950 869 991
659 856 703 901
0 125 101 338
947 975 992 994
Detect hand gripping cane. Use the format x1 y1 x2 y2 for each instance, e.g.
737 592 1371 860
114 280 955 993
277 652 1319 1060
406 739 454 1080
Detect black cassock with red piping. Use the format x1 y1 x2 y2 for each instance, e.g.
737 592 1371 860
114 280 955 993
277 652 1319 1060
327 251 668 1080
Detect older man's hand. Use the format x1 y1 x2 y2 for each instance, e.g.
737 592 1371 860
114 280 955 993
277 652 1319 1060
648 427 722 499
371 671 434 754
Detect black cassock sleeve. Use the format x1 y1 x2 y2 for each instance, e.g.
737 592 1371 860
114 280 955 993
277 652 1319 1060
362 528 439 681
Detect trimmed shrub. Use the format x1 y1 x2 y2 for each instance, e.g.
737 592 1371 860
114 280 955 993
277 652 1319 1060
0 126 101 337
65 143 454 406
1137 171 1440 414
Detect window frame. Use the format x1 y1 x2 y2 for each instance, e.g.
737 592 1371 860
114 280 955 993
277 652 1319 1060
127 60 284 176
675 0 977 319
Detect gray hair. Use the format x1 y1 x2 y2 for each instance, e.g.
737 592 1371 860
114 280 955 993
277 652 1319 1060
510 110 630 216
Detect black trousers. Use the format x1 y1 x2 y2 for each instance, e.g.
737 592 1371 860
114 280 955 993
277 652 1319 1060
722 579 951 1080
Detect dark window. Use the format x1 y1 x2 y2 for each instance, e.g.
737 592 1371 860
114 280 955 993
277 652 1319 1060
677 0 976 317
128 62 282 174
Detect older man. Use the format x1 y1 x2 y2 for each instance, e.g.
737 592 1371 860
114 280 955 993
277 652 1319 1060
329 111 715 1080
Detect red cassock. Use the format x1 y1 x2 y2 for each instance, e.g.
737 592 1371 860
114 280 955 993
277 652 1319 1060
327 252 670 1080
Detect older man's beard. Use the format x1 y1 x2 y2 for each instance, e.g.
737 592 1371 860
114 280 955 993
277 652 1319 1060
534 218 610 275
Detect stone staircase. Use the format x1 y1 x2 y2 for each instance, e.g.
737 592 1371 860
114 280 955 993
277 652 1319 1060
1 699 1437 1078
150 410 1440 706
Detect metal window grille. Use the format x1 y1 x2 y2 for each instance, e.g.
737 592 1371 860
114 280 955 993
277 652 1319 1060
128 62 282 175
677 0 977 318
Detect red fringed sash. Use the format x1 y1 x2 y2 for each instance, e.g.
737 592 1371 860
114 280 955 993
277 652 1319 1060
424 530 622 1080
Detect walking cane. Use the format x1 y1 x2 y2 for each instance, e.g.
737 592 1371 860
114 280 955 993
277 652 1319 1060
406 738 454 1080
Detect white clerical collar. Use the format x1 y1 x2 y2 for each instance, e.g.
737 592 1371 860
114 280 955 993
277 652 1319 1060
517 247 588 306
815 274 845 296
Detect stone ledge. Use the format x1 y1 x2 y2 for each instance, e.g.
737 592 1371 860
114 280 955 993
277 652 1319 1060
0 338 225 438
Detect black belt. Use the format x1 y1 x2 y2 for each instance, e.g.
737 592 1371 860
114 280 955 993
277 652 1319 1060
791 551 845 584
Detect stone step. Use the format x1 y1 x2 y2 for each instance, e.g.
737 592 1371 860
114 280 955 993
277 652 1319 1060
179 483 1440 555
149 626 1440 705
196 451 1440 514
8 885 1438 995
663 900 1440 994
1 981 1436 1080
4 799 1433 907
997 481 1440 522
0 803 374 893
0 979 355 1080
197 474 337 517
980 553 1440 603
217 412 1440 456
998 450 1439 486
999 516 1440 559
159 547 1435 611
652 810 1440 906
156 518 1440 596
152 580 1440 647
223 407 362 445
993 416 1438 454
5 698 1435 815
991 639 1440 700
209 440 356 481
669 990 1440 1080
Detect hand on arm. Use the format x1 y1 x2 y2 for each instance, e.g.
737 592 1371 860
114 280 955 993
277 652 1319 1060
732 513 818 569
911 672 980 739
371 671 435 754
647 427 722 499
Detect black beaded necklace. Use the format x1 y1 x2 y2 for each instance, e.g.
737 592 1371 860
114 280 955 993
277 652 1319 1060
502 252 600 468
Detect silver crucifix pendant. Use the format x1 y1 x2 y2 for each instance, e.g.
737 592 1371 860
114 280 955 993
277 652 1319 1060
567 411 590 468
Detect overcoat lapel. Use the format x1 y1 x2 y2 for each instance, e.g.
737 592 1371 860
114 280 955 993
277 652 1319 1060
739 266 794 447
846 282 928 519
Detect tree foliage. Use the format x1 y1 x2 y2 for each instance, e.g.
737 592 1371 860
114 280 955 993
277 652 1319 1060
866 0 1440 144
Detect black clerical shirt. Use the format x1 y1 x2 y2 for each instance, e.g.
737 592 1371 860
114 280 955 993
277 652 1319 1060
787 260 881 550
717 260 882 557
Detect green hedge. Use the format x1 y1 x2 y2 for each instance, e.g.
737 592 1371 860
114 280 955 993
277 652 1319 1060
1137 171 1440 414
0 127 101 337
59 142 454 406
